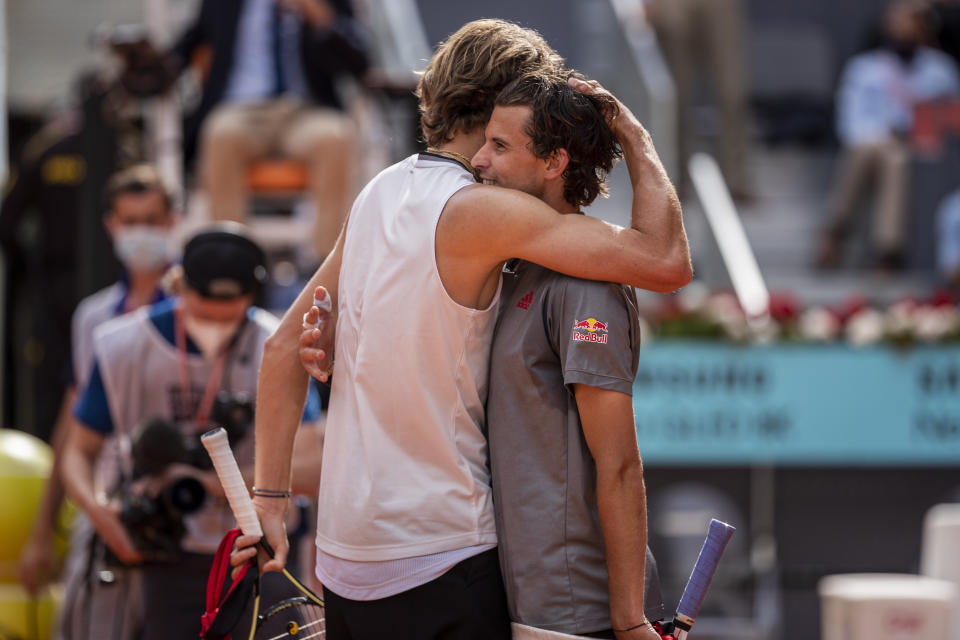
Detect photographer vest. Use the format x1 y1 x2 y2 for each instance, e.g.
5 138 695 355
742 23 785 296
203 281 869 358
92 299 279 553
73 280 167 496
317 153 501 561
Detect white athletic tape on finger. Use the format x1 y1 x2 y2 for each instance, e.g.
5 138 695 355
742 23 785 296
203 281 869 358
313 292 332 313
303 292 333 329
200 428 263 538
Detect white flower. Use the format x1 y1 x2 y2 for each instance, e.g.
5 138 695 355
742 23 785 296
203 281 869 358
798 307 840 341
705 293 747 340
914 306 960 342
749 315 780 345
884 300 917 336
677 280 711 314
720 315 749 341
705 293 744 322
846 308 885 346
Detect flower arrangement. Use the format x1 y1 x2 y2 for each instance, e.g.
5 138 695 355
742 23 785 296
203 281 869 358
646 282 960 346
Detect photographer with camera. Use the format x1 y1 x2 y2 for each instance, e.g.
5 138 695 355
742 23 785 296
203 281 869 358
62 224 322 640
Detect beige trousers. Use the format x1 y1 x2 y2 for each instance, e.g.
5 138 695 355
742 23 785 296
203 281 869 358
198 98 357 257
651 0 750 194
827 139 908 252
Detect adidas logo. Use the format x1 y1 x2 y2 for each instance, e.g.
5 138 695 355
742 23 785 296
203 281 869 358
517 291 534 310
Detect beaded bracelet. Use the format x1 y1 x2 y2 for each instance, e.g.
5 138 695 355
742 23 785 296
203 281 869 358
252 487 292 498
613 619 651 633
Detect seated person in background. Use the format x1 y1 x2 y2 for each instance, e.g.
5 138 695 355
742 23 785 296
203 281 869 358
170 0 370 259
474 74 664 640
62 225 323 640
816 0 960 270
937 186 960 285
18 165 175 640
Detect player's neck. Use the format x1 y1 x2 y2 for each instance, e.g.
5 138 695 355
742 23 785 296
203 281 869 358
542 181 578 215
434 128 485 163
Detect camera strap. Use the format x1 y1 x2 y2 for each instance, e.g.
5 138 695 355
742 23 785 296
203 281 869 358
174 307 230 429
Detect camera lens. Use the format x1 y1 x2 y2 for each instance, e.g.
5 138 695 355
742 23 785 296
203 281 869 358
165 476 207 514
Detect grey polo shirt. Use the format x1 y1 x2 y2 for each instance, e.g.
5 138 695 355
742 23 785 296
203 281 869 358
487 259 664 634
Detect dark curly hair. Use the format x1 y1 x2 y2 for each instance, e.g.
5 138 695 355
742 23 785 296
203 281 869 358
494 73 622 208
416 19 564 147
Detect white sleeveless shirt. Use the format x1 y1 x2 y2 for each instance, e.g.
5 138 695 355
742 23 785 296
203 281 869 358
316 153 501 561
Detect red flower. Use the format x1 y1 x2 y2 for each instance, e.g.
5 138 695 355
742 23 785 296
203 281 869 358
833 294 870 324
930 289 957 308
767 291 800 323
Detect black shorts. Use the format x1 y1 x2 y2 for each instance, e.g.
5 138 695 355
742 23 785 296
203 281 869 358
141 552 214 640
322 547 511 640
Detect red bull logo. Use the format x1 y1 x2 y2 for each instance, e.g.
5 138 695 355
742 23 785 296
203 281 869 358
572 317 609 344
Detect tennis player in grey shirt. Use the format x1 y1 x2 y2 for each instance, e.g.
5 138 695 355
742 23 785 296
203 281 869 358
473 74 665 639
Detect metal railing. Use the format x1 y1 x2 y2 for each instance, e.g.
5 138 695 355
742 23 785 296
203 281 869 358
607 0 678 181
689 152 770 322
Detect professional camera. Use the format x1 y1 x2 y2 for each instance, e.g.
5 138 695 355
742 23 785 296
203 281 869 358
117 417 207 562
209 391 255 449
117 394 254 561
118 475 206 560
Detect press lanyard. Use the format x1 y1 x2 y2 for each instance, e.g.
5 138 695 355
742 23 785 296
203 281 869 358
174 306 230 428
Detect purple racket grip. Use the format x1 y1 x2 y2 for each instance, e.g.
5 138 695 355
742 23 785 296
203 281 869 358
675 519 736 627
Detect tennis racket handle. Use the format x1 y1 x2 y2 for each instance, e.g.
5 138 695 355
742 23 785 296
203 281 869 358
674 519 736 631
201 428 263 538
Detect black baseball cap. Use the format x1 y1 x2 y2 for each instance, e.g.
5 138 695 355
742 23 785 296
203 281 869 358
182 225 268 300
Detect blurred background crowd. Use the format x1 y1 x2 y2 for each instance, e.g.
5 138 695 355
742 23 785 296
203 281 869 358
1 0 960 639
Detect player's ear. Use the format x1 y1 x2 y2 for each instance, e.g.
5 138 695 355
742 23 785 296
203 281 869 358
544 148 569 179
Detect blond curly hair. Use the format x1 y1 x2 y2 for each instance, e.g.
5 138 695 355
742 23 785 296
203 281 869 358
416 19 565 147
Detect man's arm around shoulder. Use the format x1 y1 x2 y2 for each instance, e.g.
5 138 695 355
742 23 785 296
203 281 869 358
441 82 691 293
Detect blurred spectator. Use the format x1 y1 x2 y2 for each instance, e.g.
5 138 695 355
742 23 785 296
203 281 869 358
643 0 753 201
0 111 87 439
170 0 370 258
0 35 172 437
18 165 175 638
937 186 960 284
816 0 960 270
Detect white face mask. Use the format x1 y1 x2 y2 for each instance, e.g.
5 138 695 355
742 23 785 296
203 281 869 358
113 226 170 272
182 315 244 359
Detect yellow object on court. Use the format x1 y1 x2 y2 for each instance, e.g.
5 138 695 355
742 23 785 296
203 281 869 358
0 583 62 640
0 429 74 639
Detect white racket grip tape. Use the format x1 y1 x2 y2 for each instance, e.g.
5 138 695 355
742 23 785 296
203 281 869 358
201 428 263 538
675 519 736 627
